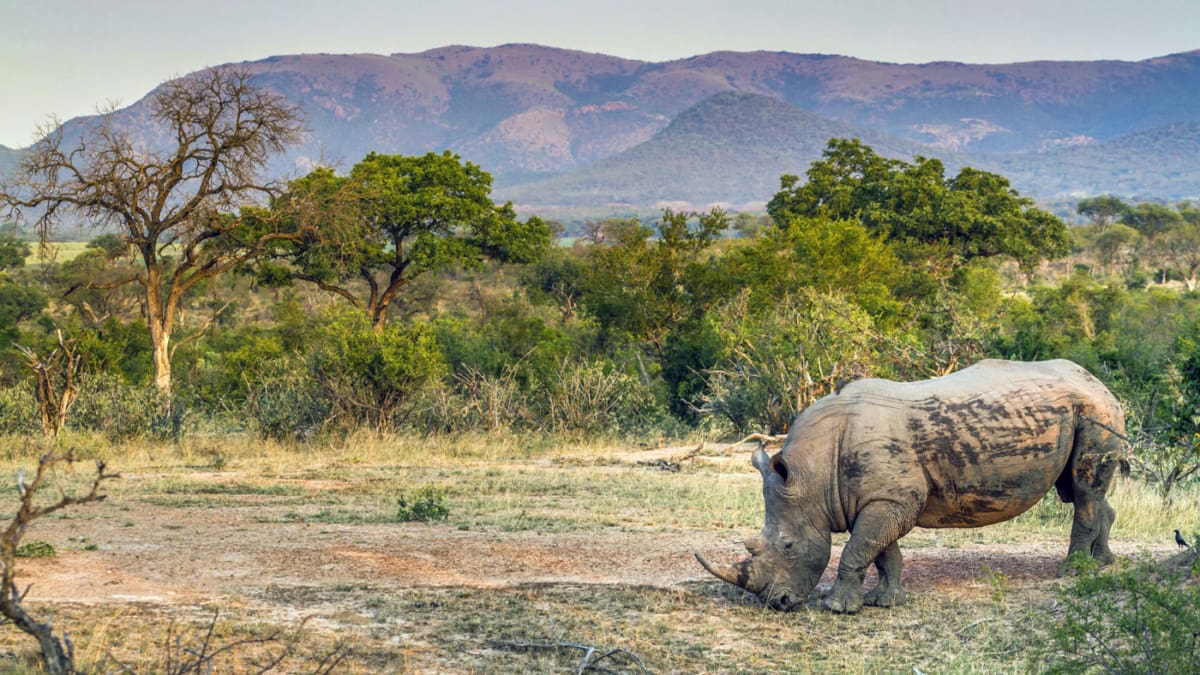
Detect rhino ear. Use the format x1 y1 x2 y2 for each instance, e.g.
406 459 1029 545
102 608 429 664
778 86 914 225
751 447 771 480
752 448 791 483
771 454 790 482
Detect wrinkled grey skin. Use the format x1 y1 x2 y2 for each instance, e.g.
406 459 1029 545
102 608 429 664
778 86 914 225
697 359 1125 613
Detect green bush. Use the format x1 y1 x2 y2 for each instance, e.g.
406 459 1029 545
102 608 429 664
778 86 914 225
396 486 450 522
0 385 37 436
69 373 184 441
1038 555 1200 673
544 357 664 435
16 540 56 558
310 310 447 432
700 289 877 434
244 362 329 441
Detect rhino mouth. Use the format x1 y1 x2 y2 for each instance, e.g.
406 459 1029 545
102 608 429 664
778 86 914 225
765 587 800 611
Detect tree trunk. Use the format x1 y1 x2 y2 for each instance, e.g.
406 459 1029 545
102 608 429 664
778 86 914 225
371 305 388 334
144 275 173 392
150 326 172 392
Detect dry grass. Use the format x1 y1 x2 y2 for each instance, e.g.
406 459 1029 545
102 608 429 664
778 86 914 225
0 432 1193 673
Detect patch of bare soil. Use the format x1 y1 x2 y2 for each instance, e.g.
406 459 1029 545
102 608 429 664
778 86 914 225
20 485 1164 619
21 491 738 612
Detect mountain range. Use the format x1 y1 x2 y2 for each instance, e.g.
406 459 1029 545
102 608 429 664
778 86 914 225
9 44 1200 217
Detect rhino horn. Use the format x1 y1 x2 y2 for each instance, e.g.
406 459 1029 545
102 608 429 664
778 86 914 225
695 553 753 589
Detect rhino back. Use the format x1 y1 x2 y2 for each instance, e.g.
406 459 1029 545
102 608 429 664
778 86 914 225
826 360 1112 529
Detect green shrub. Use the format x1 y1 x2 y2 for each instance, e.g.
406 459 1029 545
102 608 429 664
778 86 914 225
0 385 37 436
1037 554 1200 673
544 357 664 435
700 289 877 434
240 357 329 441
396 486 450 522
69 373 184 441
16 540 56 558
247 379 328 441
311 311 447 432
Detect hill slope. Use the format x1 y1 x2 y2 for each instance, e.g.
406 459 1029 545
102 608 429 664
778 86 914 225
987 121 1200 199
499 92 933 208
23 44 1200 209
0 145 23 179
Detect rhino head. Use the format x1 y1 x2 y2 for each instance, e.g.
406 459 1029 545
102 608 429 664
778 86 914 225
696 447 831 610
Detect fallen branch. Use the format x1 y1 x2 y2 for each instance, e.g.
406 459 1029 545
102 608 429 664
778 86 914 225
101 608 351 673
731 433 788 450
638 442 704 472
488 639 651 674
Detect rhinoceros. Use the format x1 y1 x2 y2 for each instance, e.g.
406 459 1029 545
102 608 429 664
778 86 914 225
696 359 1125 613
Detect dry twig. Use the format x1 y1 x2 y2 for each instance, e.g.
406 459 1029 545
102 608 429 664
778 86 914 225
489 638 651 674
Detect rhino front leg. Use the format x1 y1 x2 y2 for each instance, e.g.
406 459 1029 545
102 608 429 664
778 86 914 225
863 541 906 607
825 502 916 614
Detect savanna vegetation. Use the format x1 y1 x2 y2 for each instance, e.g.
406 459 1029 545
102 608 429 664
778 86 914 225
0 70 1197 672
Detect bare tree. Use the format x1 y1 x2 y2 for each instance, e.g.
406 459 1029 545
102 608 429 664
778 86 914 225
0 452 118 674
14 328 81 439
0 66 304 391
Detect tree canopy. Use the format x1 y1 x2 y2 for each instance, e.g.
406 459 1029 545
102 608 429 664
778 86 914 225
578 209 727 354
266 151 552 331
1076 195 1130 230
766 138 1071 268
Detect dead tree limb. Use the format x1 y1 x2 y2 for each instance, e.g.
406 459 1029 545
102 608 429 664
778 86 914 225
99 607 352 673
0 451 119 674
732 433 788 449
13 328 81 439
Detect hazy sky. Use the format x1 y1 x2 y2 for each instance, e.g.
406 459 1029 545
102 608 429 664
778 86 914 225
3 0 1198 147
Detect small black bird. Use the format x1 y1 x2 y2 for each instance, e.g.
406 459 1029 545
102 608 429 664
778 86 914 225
1176 529 1191 549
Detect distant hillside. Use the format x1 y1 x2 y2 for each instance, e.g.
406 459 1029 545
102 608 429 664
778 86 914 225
24 44 1200 210
499 92 934 209
986 121 1200 199
0 145 22 178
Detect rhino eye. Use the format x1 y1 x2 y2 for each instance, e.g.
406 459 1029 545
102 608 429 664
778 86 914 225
784 542 794 550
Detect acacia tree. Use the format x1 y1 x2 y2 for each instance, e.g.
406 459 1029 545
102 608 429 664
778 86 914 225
1122 203 1183 274
1076 195 1129 231
0 67 303 391
268 151 551 331
767 138 1070 269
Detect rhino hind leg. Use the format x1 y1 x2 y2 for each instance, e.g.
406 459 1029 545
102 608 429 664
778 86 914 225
1065 495 1116 565
863 541 907 608
1062 422 1120 569
825 501 917 614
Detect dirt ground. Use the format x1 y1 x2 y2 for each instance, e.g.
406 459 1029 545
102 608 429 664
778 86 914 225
7 445 1184 672
18 462 1162 617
